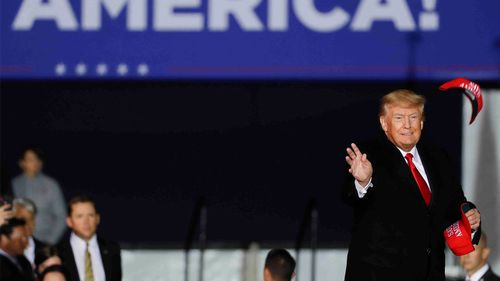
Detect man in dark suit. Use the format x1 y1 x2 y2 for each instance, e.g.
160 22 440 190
57 196 121 281
460 233 500 281
0 218 34 281
13 198 49 270
343 89 481 281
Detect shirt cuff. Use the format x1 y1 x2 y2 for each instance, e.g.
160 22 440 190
354 178 373 198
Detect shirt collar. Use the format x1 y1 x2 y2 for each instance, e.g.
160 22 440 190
395 146 422 163
70 232 98 249
468 264 489 281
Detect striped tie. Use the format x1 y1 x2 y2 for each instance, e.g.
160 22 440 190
85 242 94 281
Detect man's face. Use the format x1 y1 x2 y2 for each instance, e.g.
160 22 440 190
14 206 35 237
380 104 424 152
0 226 29 256
459 244 489 274
66 202 100 241
20 150 43 175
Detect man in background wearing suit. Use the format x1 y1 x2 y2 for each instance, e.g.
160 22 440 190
0 218 34 281
13 197 49 270
57 196 121 281
264 249 296 281
343 89 481 281
460 233 500 281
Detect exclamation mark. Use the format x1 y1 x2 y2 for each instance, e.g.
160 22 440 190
419 0 439 31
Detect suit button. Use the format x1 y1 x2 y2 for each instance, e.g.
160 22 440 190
426 248 431 255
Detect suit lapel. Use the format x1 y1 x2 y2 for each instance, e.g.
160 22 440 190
98 238 112 280
380 138 431 210
62 239 81 281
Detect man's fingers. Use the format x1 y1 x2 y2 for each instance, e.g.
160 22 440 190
465 209 480 229
346 147 357 159
346 156 353 166
351 143 363 157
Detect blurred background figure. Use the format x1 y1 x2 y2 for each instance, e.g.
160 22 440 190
11 148 67 245
58 196 121 281
0 217 34 281
264 249 296 281
459 233 500 281
13 197 49 270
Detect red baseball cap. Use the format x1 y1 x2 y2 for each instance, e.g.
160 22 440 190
444 203 474 256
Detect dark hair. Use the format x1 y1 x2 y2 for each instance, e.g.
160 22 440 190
265 249 296 281
67 196 98 216
20 147 44 161
0 218 26 238
39 264 67 281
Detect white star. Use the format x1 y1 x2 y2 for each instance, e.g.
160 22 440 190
75 63 87 76
117 63 128 76
96 63 108 76
137 63 149 76
55 63 66 76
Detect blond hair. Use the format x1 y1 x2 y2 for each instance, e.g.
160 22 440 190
379 89 426 117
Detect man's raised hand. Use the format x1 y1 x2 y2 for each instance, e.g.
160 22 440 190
345 143 373 187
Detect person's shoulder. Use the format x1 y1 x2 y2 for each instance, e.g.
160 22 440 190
416 139 453 161
39 173 61 188
353 135 396 159
486 268 500 281
11 174 24 186
98 237 121 251
56 236 72 252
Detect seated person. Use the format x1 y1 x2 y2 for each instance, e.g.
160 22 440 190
264 249 296 281
459 232 500 281
57 196 121 281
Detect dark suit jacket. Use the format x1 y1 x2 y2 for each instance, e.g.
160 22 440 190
57 235 122 281
342 137 471 281
33 237 48 266
0 254 34 281
481 268 500 281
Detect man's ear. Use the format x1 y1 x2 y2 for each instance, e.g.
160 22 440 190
420 120 424 130
96 214 101 226
291 271 296 280
482 247 491 261
379 116 388 132
66 217 73 228
264 268 272 281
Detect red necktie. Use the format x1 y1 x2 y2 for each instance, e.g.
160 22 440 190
405 153 432 206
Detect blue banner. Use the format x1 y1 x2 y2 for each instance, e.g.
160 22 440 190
1 0 499 80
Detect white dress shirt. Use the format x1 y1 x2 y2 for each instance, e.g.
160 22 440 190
70 232 106 281
24 236 35 268
355 146 430 198
465 264 489 281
